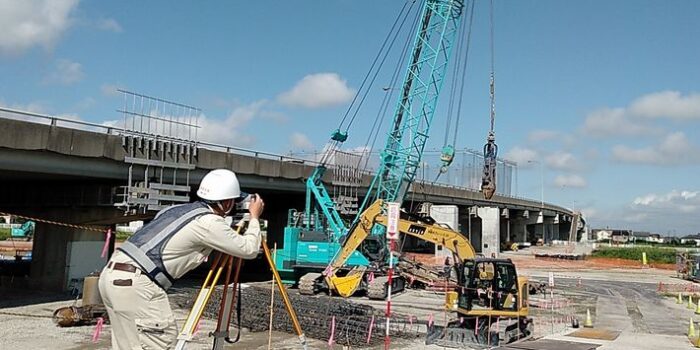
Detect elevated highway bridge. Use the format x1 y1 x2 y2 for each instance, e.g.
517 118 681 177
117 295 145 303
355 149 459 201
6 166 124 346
0 107 579 291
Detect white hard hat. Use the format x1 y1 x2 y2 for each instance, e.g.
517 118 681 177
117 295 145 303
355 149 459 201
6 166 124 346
197 169 245 201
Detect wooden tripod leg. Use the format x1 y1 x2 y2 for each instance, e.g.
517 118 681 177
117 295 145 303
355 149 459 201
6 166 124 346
261 240 308 350
175 253 230 350
211 257 243 350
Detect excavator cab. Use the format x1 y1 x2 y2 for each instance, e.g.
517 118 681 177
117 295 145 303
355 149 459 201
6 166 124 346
429 258 532 348
460 259 519 311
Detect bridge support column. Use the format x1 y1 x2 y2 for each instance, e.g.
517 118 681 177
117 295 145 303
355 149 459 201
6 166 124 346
500 209 511 250
511 210 537 244
543 214 556 243
16 207 119 292
478 207 500 258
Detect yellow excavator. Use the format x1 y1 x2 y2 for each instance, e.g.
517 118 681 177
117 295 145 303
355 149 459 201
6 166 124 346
321 199 533 347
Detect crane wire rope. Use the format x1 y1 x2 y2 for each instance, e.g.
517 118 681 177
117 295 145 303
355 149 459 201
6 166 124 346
358 1 423 173
336 0 412 131
480 0 498 199
442 0 473 147
489 0 496 135
341 0 419 134
318 0 413 167
431 0 475 185
452 0 476 146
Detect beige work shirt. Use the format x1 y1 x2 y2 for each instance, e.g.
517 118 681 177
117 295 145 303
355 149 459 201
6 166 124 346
113 211 261 279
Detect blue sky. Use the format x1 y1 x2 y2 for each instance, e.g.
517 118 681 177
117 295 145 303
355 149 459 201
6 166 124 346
1 0 699 235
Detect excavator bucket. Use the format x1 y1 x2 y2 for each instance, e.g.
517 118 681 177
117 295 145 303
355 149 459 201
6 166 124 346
326 267 366 297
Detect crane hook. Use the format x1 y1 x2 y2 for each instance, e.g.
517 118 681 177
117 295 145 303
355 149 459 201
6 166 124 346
481 132 497 199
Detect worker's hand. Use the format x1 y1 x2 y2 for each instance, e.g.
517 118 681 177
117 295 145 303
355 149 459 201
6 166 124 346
248 194 264 220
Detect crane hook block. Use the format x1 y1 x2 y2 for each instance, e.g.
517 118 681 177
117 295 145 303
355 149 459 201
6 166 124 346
330 129 348 143
481 140 498 199
440 145 455 166
439 145 455 174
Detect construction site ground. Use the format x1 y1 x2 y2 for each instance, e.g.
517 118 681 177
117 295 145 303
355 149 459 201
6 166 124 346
1 245 697 349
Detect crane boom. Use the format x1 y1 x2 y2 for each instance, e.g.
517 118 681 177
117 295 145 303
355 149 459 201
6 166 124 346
357 0 465 216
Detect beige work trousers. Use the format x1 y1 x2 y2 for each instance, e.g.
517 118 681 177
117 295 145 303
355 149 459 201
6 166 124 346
98 262 178 349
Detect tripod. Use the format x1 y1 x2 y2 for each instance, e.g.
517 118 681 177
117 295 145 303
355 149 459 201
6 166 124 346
175 221 308 350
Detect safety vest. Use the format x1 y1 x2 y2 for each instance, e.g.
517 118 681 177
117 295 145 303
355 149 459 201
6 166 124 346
117 201 211 290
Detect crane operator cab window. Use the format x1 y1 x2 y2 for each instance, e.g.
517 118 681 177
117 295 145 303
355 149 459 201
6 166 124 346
459 260 519 311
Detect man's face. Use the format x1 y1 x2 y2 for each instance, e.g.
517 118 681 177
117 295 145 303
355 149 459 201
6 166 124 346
221 198 235 215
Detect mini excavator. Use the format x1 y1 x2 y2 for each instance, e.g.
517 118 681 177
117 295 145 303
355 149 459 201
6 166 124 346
321 199 532 348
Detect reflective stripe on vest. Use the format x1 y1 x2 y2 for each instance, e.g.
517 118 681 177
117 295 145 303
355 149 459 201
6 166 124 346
117 202 211 290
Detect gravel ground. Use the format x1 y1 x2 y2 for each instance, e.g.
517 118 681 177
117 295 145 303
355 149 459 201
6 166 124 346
1 249 696 350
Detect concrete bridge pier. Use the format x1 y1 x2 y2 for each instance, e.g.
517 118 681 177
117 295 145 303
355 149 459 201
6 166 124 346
500 208 511 247
510 210 538 244
460 206 481 253
477 207 500 258
18 207 121 292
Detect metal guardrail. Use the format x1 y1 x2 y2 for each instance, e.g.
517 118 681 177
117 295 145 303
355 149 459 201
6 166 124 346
0 106 315 163
0 107 569 213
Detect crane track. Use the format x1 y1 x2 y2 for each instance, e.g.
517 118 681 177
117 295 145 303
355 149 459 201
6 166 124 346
298 272 321 295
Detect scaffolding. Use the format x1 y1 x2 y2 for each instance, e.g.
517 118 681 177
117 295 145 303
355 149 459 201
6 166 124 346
114 90 201 213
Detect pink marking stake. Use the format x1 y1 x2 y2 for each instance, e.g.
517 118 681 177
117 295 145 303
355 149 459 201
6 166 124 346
100 228 112 258
328 316 336 347
92 317 104 343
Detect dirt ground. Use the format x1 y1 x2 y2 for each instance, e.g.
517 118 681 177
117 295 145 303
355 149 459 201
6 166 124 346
1 245 696 349
511 255 675 271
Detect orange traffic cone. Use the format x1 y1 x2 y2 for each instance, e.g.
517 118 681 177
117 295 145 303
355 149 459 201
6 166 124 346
583 309 593 328
689 318 696 338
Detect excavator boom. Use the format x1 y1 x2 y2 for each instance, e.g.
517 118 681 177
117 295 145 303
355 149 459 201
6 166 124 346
325 199 475 296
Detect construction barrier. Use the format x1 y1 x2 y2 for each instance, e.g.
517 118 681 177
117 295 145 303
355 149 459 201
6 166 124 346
657 282 700 295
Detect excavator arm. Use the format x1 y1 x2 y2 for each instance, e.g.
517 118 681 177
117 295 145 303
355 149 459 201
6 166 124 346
324 199 475 296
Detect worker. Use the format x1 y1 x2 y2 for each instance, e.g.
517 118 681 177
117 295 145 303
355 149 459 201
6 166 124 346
98 169 264 349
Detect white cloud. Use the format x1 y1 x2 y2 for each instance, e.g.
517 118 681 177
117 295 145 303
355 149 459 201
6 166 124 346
96 18 122 33
0 100 46 114
612 131 700 165
586 191 700 234
622 189 700 228
633 190 698 207
43 59 84 85
197 101 267 146
277 73 355 109
289 132 313 151
503 146 538 167
75 97 95 110
259 110 288 124
553 174 587 188
581 107 657 137
628 91 700 121
545 151 580 172
527 130 560 143
100 83 123 97
0 0 79 55
579 207 598 220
